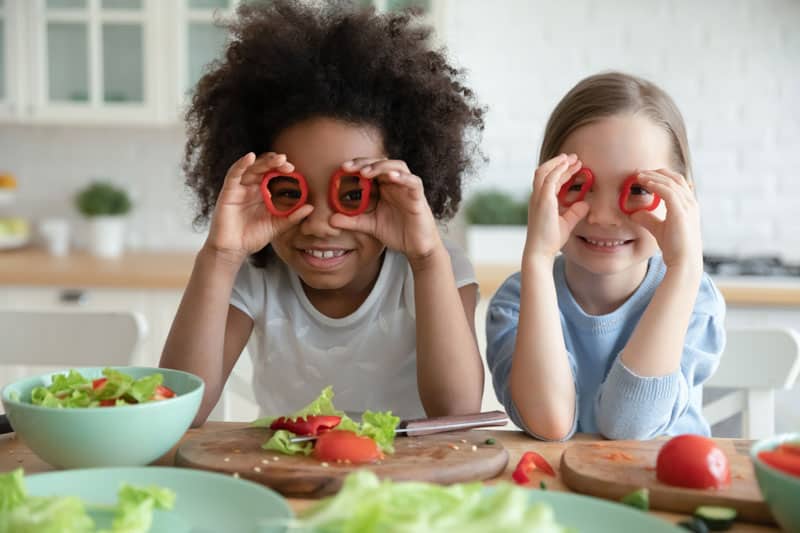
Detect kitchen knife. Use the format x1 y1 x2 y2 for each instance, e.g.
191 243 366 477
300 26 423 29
289 410 508 443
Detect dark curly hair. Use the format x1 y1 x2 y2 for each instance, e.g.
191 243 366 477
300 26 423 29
183 0 485 266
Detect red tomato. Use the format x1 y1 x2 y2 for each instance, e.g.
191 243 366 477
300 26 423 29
99 399 116 407
758 449 800 477
92 378 108 390
656 434 731 489
152 384 176 401
270 415 341 436
312 430 382 464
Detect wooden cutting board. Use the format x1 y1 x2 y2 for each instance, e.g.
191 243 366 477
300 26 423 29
175 427 508 498
560 439 773 524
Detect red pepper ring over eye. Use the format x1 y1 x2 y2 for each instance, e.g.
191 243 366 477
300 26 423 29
557 168 594 207
618 174 661 215
328 168 375 216
260 171 309 217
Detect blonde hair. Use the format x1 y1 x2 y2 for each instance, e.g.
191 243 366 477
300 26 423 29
539 72 692 183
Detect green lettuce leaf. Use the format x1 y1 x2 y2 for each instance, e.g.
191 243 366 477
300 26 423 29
0 468 26 512
262 429 314 456
98 484 175 533
297 470 573 533
255 387 400 456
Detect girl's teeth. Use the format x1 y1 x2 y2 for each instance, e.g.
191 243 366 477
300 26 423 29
586 239 626 247
306 249 346 259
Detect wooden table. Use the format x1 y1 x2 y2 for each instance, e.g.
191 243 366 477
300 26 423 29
0 423 777 532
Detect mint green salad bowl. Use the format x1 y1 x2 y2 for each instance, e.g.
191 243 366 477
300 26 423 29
750 432 800 533
1 367 204 468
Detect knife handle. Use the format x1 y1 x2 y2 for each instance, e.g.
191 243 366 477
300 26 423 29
398 410 508 437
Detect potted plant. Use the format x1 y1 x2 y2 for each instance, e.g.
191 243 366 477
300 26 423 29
463 189 528 265
75 181 132 258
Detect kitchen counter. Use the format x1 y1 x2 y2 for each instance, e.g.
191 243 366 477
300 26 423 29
475 264 800 307
2 247 800 305
0 247 195 289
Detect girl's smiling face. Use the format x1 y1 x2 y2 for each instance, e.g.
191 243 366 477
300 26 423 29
269 117 387 307
559 113 671 277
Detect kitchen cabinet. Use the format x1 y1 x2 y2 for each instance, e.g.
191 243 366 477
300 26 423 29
0 0 25 121
23 0 164 124
0 0 445 125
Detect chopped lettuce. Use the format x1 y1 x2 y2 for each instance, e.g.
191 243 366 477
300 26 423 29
294 470 573 533
253 387 400 455
0 468 175 533
262 430 314 456
28 369 166 409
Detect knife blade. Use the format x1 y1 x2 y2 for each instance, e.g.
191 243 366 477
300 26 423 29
289 410 508 443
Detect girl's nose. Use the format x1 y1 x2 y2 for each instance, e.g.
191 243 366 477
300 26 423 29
584 192 623 226
299 198 341 238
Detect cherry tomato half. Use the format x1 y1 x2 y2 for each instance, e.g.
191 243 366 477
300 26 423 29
312 430 382 464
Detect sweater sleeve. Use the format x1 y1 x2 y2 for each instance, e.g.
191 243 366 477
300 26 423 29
594 274 726 439
485 273 579 441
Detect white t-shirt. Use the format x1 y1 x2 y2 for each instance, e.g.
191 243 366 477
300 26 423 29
230 240 476 419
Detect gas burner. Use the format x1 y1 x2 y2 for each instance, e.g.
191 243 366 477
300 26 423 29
703 255 800 277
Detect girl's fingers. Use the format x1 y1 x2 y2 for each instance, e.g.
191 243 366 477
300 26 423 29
224 152 256 184
561 201 590 230
240 153 295 185
329 211 377 235
342 157 388 173
358 159 411 178
534 153 578 186
629 209 662 236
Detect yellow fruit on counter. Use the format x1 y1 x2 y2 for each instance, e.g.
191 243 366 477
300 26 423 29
0 217 29 236
0 173 17 189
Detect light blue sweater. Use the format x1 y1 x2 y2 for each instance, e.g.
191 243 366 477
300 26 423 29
486 254 726 440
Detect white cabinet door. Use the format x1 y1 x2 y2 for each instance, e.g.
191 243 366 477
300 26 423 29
24 0 164 124
0 0 27 121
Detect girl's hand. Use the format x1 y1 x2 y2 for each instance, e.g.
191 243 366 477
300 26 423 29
329 158 442 264
630 169 703 272
204 152 313 263
524 153 589 260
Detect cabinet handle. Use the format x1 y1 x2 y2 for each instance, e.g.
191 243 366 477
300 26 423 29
59 289 88 305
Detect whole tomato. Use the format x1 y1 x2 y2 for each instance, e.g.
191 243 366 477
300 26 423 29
656 434 731 489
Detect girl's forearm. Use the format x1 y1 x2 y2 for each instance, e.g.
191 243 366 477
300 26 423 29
411 243 484 416
510 256 576 440
621 265 702 376
159 246 243 418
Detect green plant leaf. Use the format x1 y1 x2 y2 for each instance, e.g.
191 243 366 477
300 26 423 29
75 181 132 217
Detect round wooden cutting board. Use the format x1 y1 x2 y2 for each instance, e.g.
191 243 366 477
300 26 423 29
175 427 509 498
560 439 773 524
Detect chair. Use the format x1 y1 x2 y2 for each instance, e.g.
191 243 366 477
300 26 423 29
0 309 147 384
703 327 800 439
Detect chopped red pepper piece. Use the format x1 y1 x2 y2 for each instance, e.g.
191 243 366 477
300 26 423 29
92 378 108 390
99 399 116 407
153 384 176 400
758 449 800 478
512 451 556 484
269 415 342 436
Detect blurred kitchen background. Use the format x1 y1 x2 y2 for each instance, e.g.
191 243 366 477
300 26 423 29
0 0 798 434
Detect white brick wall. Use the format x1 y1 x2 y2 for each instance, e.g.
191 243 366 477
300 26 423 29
445 0 800 260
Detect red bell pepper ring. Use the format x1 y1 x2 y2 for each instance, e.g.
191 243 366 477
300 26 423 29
618 174 661 215
557 168 594 207
512 451 556 484
260 171 309 217
269 415 342 436
328 169 375 216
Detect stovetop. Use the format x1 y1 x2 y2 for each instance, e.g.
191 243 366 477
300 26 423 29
703 255 800 277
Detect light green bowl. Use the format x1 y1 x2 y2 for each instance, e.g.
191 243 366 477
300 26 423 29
1 367 204 468
751 432 800 532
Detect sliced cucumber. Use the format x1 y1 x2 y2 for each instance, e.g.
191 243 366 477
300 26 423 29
678 517 710 533
694 506 737 531
620 488 649 511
